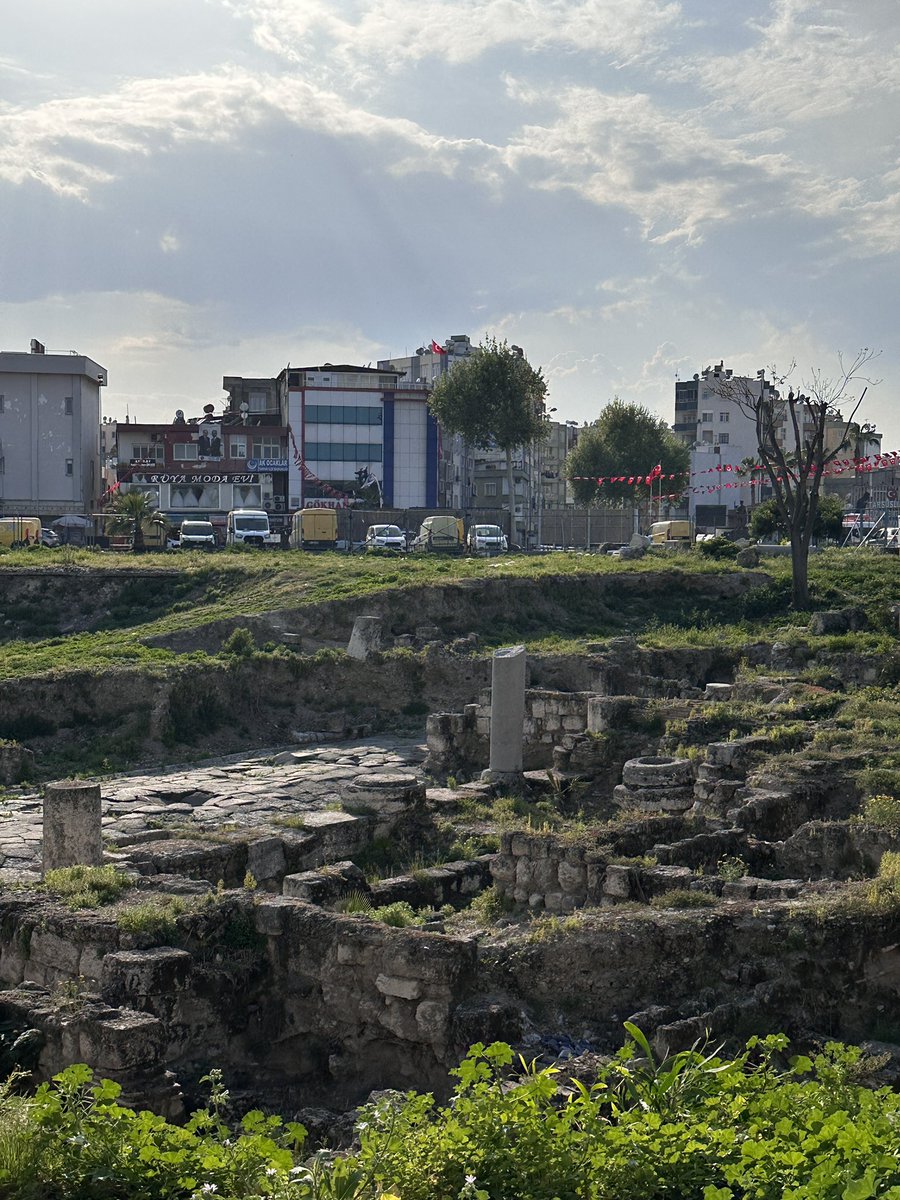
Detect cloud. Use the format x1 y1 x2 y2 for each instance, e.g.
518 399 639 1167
0 65 483 199
690 0 900 126
226 0 683 79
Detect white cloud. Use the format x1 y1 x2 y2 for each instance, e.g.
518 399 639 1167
226 0 682 78
691 0 900 126
0 66 481 199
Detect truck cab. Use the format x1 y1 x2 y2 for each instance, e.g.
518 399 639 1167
226 509 276 548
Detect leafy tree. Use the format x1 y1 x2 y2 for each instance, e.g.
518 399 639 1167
105 489 166 552
716 349 878 609
564 399 689 509
428 338 549 541
750 494 845 543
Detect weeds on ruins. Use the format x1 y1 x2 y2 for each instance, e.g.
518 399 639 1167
0 544 898 1195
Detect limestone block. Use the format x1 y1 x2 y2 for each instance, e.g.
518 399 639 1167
704 683 734 701
528 893 545 910
376 973 422 1000
602 865 635 898
247 837 286 883
347 615 382 660
415 999 450 1041
722 878 759 899
253 896 295 936
509 832 532 857
562 716 584 732
544 892 565 913
28 930 81 976
378 997 420 1041
102 948 192 1000
585 863 607 899
557 860 587 895
530 700 547 719
79 1010 165 1072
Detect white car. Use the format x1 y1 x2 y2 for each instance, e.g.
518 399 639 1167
178 520 217 550
365 523 406 551
467 524 508 555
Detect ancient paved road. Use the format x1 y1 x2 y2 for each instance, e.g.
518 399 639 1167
0 734 428 878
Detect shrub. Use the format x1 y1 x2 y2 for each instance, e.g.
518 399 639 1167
221 626 255 656
468 886 512 927
696 536 739 560
368 901 425 928
717 855 747 882
859 793 900 833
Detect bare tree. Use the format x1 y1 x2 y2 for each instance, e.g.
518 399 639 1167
717 349 879 609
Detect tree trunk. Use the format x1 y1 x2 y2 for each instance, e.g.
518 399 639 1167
790 530 810 610
505 447 516 546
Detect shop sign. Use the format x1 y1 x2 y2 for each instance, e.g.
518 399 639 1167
247 458 289 472
138 473 259 485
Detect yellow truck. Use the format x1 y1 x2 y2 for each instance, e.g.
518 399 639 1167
0 517 42 548
291 507 338 550
410 514 465 553
649 520 693 546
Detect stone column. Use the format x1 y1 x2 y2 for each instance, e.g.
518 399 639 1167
485 645 526 781
347 615 382 660
43 781 103 873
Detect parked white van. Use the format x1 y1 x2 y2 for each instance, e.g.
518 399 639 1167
226 509 276 548
466 524 508 555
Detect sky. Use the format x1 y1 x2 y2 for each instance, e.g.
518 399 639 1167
1 0 898 448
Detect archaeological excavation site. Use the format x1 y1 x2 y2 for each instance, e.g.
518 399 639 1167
0 551 898 1145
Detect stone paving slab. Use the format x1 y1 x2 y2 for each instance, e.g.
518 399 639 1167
0 735 428 873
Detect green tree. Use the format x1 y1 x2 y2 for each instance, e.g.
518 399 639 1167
716 349 878 609
750 493 845 543
564 399 689 510
105 490 166 553
428 338 549 541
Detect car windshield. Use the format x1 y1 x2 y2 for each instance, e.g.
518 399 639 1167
475 526 501 536
235 516 268 530
182 523 213 535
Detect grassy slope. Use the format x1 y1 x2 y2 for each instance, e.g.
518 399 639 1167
0 547 895 681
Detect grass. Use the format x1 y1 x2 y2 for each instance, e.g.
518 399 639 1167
42 865 132 909
115 896 187 941
0 547 894 682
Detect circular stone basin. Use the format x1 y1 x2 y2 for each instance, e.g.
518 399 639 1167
622 755 694 790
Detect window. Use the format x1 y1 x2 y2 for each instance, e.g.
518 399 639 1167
719 411 730 423
304 442 382 462
305 404 382 425
484 481 498 497
248 390 268 412
174 443 198 461
229 436 247 459
132 443 163 463
717 433 730 445
0 395 4 413
252 436 282 459
700 411 713 423
64 396 73 415
701 430 714 444
65 458 74 476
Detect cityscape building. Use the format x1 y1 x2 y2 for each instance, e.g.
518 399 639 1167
0 341 105 517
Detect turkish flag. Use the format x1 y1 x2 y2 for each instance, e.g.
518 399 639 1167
431 340 446 354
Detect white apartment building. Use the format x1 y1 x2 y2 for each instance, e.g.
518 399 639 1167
0 342 105 516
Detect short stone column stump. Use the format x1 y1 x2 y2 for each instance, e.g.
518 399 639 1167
613 755 695 814
341 772 425 827
42 780 103 873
